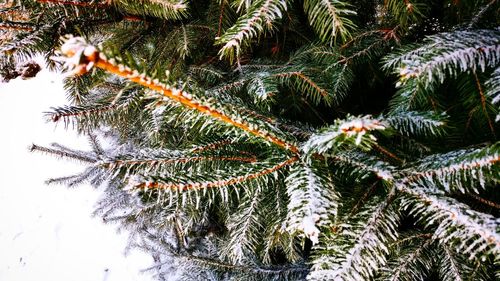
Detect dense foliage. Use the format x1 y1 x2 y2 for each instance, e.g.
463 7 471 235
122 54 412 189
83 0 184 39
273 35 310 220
2 0 499 280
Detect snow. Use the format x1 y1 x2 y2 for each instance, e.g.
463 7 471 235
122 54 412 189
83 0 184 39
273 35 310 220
0 62 155 281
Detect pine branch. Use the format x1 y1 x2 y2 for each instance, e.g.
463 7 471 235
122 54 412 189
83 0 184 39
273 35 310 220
49 103 118 123
303 0 357 44
309 194 399 281
132 156 297 191
379 239 434 281
384 111 447 137
222 187 264 264
329 151 395 182
467 193 500 209
438 244 466 281
273 70 330 105
190 140 233 153
485 67 500 122
0 20 34 31
473 71 496 137
56 36 299 153
385 0 428 29
30 143 96 163
385 29 500 89
173 252 308 276
401 143 500 194
397 185 500 260
112 0 188 20
87 133 105 157
303 115 387 155
216 0 287 61
102 155 257 180
36 0 108 8
468 0 498 29
285 159 339 244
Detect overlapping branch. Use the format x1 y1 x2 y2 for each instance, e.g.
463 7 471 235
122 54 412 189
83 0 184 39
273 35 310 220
57 36 299 153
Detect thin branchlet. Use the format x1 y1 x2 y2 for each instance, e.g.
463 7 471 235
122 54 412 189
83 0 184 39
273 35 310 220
135 156 298 191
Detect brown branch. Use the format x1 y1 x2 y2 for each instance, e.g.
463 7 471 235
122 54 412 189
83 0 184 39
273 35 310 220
373 143 403 163
211 79 245 92
191 140 233 153
74 48 299 153
217 0 226 37
348 181 379 217
389 233 433 248
398 185 500 247
273 71 328 98
404 154 500 183
0 21 34 31
122 15 144 22
338 39 384 65
36 0 108 8
135 157 298 191
104 155 257 169
468 193 500 209
473 71 496 138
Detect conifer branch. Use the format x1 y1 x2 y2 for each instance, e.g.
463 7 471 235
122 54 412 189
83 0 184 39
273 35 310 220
57 36 299 153
30 144 96 163
273 71 330 104
485 67 500 122
216 0 287 61
468 0 498 29
170 252 308 275
467 194 500 209
473 71 496 137
389 233 432 247
401 144 500 193
329 151 395 181
439 244 465 281
373 143 403 163
190 140 233 153
398 185 500 259
285 160 339 244
49 104 117 122
103 155 257 170
303 0 357 44
303 116 387 155
380 239 434 281
36 0 108 8
0 21 34 31
385 29 500 89
134 156 298 191
309 194 399 281
347 181 379 217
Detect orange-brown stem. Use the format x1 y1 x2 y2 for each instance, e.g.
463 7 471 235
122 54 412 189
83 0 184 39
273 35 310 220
93 56 299 153
468 193 500 209
373 143 403 163
273 71 328 98
37 0 108 8
191 140 233 153
104 155 257 169
473 72 496 138
0 22 33 31
136 157 298 191
405 155 500 183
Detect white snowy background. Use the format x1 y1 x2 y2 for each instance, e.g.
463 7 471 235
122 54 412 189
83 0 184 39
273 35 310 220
0 62 155 281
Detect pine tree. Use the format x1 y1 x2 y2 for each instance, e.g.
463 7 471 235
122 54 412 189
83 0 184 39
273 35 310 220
2 0 500 280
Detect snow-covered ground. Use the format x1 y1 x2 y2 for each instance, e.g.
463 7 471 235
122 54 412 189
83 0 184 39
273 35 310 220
0 63 155 281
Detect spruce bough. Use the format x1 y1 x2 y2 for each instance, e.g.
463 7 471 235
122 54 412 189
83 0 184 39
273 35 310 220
2 0 499 280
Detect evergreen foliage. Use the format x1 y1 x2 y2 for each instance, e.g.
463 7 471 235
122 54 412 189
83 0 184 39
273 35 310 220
2 0 500 280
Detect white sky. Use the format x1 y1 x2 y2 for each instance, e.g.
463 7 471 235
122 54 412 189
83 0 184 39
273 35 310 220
0 62 155 281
